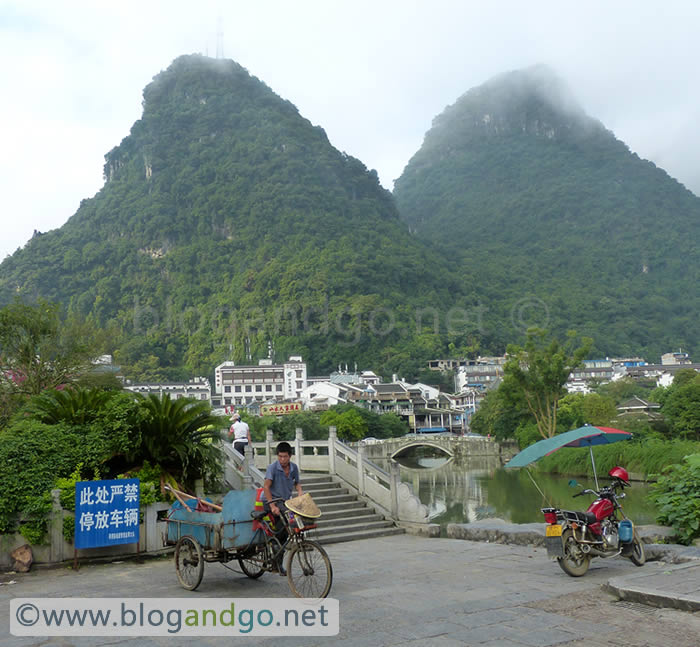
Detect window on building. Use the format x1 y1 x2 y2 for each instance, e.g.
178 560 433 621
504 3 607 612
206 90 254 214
296 381 303 390
296 370 302 378
255 385 262 392
234 386 241 392
224 398 231 404
276 385 282 391
245 385 251 392
266 385 272 392
224 386 231 393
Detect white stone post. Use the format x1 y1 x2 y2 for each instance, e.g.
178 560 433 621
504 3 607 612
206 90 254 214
328 426 337 475
194 479 204 498
357 444 365 496
244 443 254 466
144 503 157 552
390 462 400 520
265 428 274 465
242 446 253 489
295 428 303 471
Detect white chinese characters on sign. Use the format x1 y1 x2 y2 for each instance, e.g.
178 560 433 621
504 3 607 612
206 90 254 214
75 479 140 549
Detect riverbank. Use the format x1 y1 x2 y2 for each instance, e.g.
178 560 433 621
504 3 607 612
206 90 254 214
446 518 700 563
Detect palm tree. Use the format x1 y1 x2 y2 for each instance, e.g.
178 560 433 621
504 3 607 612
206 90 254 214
25 387 116 425
134 394 225 485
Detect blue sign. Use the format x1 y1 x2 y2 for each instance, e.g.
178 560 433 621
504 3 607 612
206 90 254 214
74 479 140 549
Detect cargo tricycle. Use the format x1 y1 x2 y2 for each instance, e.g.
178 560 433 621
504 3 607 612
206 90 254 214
164 489 332 598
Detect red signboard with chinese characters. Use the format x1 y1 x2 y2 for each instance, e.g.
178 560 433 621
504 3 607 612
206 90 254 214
260 402 303 416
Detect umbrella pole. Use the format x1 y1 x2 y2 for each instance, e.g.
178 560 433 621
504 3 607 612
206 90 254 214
525 467 553 508
589 446 600 490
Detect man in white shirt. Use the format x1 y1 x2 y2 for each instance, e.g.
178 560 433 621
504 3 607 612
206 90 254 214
229 413 251 455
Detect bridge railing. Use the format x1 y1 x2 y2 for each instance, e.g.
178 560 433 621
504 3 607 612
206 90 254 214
225 427 429 524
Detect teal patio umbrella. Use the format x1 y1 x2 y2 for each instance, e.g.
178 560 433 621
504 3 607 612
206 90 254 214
505 425 633 488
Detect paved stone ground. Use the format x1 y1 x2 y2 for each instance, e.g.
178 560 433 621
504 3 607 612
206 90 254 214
1 535 698 646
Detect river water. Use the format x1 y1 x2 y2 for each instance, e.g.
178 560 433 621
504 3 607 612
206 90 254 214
376 452 658 531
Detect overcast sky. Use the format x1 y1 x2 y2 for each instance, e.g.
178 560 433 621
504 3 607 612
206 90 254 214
2 1 699 261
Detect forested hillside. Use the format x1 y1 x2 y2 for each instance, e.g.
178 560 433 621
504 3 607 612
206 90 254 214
394 65 700 360
1 59 697 380
0 55 478 379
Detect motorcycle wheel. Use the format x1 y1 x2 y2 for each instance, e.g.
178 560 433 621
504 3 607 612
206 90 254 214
628 531 646 567
557 529 591 577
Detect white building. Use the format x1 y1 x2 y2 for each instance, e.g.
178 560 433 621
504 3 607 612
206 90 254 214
360 371 381 386
125 377 211 401
213 356 307 407
455 357 506 391
661 350 691 365
299 382 349 411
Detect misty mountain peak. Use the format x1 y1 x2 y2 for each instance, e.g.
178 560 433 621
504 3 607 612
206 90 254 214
429 64 602 145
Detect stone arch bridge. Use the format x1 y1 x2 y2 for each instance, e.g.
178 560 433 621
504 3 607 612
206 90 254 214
359 435 518 462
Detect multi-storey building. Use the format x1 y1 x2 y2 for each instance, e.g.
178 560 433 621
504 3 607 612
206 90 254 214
454 356 507 391
212 356 307 407
569 359 614 383
661 350 692 365
125 377 211 401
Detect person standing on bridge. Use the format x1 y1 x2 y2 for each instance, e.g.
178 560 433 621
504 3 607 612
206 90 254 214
228 413 251 456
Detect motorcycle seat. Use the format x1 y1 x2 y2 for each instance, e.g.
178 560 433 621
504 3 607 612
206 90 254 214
563 510 599 525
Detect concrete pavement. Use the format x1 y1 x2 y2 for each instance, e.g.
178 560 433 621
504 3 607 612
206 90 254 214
606 561 700 612
1 535 699 646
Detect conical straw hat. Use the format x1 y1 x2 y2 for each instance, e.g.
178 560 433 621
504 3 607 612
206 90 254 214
285 492 321 518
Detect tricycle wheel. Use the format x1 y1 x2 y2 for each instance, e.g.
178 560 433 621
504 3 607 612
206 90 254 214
238 548 265 579
286 540 333 599
175 535 204 590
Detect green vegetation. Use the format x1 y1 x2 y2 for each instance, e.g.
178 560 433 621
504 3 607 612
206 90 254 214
394 65 700 361
3 60 696 381
0 55 475 381
658 371 700 439
134 393 224 484
649 454 700 545
319 408 366 442
503 329 592 439
241 406 408 444
0 387 222 542
473 334 700 454
534 439 700 478
0 300 101 425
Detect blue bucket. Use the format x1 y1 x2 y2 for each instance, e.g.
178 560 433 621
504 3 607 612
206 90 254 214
619 520 634 543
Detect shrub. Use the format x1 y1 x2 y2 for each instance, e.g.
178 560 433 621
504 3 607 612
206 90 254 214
649 454 700 545
0 420 88 534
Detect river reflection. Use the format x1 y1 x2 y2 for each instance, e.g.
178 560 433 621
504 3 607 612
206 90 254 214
376 453 657 530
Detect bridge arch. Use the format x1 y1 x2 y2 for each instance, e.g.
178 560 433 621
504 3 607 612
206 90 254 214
390 441 454 460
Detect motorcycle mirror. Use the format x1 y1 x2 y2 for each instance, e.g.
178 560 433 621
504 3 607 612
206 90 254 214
568 479 579 488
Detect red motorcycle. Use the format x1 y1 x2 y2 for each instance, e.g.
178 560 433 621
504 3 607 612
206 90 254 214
542 466 646 577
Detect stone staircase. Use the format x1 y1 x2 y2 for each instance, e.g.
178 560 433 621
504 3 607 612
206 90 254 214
300 474 404 544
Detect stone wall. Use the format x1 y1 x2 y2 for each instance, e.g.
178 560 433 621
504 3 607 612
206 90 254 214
1 494 171 570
